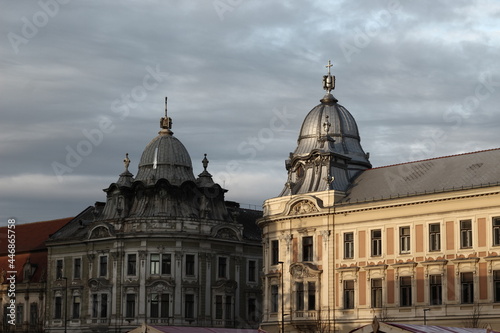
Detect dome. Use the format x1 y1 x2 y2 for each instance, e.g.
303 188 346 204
135 121 195 185
294 94 370 168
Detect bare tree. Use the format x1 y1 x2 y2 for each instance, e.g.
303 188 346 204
462 303 486 329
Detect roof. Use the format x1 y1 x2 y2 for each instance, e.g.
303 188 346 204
350 321 499 333
0 217 71 283
342 148 500 204
127 324 259 333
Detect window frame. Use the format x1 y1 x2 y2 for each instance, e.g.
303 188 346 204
460 219 473 249
429 223 441 252
302 236 313 262
344 232 354 259
371 230 382 257
399 226 411 254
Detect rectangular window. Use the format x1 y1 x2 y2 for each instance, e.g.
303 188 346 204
371 279 382 308
344 280 355 309
296 282 304 310
215 295 223 319
400 276 412 306
307 282 316 310
151 293 159 318
185 254 195 276
247 298 256 322
302 236 313 261
127 254 137 275
160 294 170 318
218 257 228 278
271 285 279 313
225 296 232 320
493 218 500 246
494 271 500 302
400 226 411 254
460 220 473 248
371 230 382 257
73 258 81 279
56 259 63 279
150 253 160 275
161 254 172 275
16 304 23 325
344 232 354 259
185 294 194 319
30 303 38 326
461 272 474 304
100 294 108 318
429 223 441 252
92 294 98 318
99 256 108 277
54 297 62 319
72 296 81 319
271 240 279 265
126 294 136 318
429 274 442 305
248 260 257 282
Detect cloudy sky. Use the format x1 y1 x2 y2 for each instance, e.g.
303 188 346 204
1 0 500 224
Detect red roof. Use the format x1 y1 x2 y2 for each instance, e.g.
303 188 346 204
0 217 72 283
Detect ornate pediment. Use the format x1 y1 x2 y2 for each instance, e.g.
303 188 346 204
212 225 241 241
88 224 114 240
289 200 318 215
88 278 111 291
289 262 322 279
212 279 238 294
147 279 175 293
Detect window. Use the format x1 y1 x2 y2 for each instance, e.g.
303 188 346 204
271 240 279 265
494 271 500 302
296 282 304 310
493 218 500 246
271 285 279 313
371 279 382 308
400 227 411 254
56 259 63 279
218 257 228 278
429 224 441 252
30 303 38 326
99 256 108 277
92 294 98 318
150 293 170 318
248 260 257 282
127 254 137 275
344 280 355 309
126 294 136 318
400 276 412 306
91 293 108 318
73 258 81 279
185 254 195 276
215 295 223 319
150 254 160 275
161 254 172 275
461 272 474 304
460 220 473 248
101 294 108 318
72 296 81 319
185 294 194 319
429 275 442 305
344 232 354 259
247 298 257 322
54 296 62 319
302 236 313 261
16 304 23 325
161 294 170 318
225 296 232 320
371 230 382 257
307 282 316 310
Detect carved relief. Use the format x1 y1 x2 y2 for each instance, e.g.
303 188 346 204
289 263 322 279
215 227 239 241
289 200 318 215
89 226 112 239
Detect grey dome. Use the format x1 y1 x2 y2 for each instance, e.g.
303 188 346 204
135 128 196 185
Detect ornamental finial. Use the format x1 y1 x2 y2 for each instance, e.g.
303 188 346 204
160 96 173 134
123 153 130 172
202 153 209 171
322 60 335 93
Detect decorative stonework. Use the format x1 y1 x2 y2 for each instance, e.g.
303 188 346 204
289 262 322 279
289 200 318 215
89 225 113 239
215 227 239 240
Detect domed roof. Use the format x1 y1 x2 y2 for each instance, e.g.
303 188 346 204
134 102 195 185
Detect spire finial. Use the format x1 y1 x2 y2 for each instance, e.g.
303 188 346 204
202 153 209 172
322 60 335 93
160 96 173 134
123 153 130 172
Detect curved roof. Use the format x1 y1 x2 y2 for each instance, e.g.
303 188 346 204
135 128 196 185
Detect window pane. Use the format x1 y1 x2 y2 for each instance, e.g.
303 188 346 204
161 254 171 275
271 240 279 265
150 254 160 275
127 254 137 275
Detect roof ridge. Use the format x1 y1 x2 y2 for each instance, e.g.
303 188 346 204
370 147 500 170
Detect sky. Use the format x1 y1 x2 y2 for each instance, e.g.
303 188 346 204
1 0 500 224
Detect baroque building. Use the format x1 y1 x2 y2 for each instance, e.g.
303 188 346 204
258 63 500 332
44 99 262 332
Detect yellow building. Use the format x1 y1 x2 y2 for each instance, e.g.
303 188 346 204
258 64 500 333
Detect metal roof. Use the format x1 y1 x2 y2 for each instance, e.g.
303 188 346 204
342 148 500 204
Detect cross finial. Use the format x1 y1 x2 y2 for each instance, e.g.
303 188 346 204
326 60 333 75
